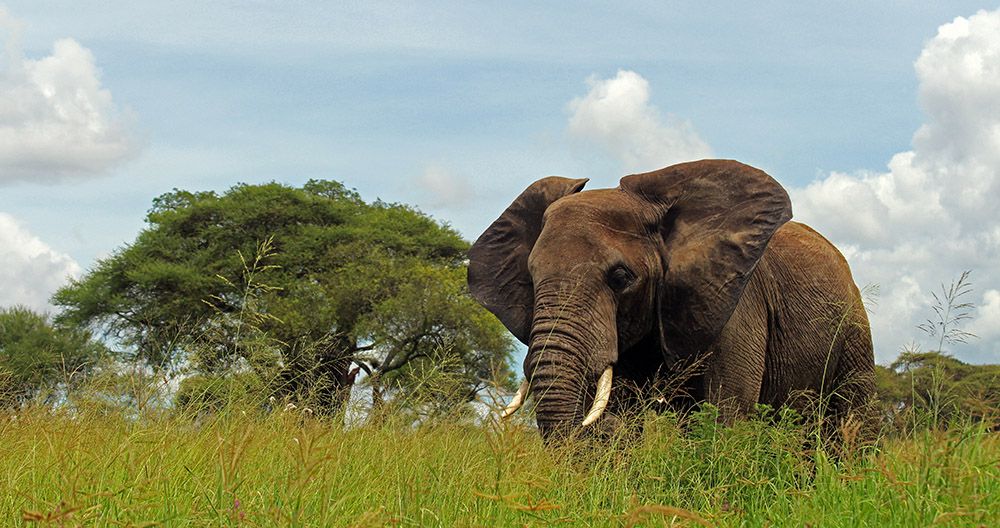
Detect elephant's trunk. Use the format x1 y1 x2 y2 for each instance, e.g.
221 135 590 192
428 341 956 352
525 283 617 440
525 345 587 438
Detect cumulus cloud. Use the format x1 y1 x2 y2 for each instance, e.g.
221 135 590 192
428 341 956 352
567 70 711 171
0 213 81 312
0 7 137 183
792 8 1000 363
418 164 474 209
970 290 1000 344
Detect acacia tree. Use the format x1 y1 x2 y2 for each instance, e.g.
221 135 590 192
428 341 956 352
53 180 514 414
0 306 107 407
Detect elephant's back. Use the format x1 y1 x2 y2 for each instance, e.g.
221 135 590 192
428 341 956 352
766 221 855 285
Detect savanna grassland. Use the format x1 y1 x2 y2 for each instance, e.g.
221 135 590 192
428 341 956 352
2 400 997 527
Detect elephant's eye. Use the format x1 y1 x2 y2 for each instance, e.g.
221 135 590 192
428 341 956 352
607 265 635 291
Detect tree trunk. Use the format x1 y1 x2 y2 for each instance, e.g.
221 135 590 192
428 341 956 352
281 333 355 418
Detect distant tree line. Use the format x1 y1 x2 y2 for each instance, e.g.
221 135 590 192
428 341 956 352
876 351 1000 430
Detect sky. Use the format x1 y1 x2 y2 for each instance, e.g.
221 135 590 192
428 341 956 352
1 2 999 365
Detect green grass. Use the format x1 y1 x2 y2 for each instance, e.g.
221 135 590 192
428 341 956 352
2 404 997 527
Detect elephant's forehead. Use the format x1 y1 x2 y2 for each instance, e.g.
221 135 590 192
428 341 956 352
543 189 649 231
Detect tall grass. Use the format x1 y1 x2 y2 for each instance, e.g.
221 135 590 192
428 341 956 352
2 398 997 526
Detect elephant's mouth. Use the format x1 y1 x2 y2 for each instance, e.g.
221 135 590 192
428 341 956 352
500 366 614 427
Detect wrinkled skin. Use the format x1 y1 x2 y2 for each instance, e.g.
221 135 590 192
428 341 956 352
468 159 875 441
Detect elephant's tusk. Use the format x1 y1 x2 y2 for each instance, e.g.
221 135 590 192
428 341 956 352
581 367 613 427
499 380 529 419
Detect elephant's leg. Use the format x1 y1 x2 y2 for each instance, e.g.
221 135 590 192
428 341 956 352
825 320 878 449
701 306 767 423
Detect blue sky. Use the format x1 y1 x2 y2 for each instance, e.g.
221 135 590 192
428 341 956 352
2 2 999 365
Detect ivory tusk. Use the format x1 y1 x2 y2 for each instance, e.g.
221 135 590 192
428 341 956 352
581 367 613 427
499 380 529 419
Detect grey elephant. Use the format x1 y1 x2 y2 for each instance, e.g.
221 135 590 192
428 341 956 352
468 159 875 441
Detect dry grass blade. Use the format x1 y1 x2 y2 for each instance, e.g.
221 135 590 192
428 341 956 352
21 502 84 523
509 497 562 512
624 504 714 527
474 490 562 512
932 509 981 524
472 491 525 502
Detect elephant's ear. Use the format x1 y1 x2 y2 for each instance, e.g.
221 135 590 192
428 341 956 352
468 177 588 344
620 159 791 357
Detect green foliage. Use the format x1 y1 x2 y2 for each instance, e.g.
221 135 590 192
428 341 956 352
53 180 514 414
0 306 107 407
356 263 516 416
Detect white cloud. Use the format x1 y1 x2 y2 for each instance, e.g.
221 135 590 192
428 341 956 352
971 290 1000 343
567 70 711 171
0 213 81 312
792 8 1000 364
0 7 137 183
418 164 473 209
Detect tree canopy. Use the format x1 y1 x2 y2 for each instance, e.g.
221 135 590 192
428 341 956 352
53 180 515 414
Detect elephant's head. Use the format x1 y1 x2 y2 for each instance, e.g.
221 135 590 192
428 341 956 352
468 159 792 439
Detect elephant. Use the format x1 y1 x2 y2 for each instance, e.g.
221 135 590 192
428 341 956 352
468 159 876 441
